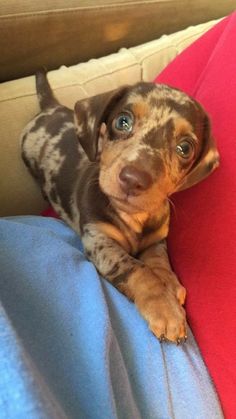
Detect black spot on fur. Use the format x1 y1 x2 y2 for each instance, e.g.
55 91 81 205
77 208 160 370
49 187 58 203
30 115 48 133
143 212 169 236
46 108 74 137
106 262 120 278
78 165 115 232
51 127 79 217
112 267 135 286
133 82 156 97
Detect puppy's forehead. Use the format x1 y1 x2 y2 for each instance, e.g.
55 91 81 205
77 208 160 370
125 83 197 123
127 83 192 104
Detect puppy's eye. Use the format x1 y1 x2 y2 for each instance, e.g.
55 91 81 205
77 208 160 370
114 113 134 133
176 139 195 159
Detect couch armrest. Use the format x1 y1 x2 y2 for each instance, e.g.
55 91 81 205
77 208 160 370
0 0 235 82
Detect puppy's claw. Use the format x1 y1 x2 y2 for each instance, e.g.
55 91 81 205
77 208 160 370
176 335 188 345
158 334 188 345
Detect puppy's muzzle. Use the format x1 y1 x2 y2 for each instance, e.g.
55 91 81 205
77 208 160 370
119 165 153 196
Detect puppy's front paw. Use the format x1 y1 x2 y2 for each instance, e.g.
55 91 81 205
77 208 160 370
136 289 187 343
154 269 187 306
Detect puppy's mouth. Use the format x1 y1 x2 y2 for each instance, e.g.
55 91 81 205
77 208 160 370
112 194 140 207
99 165 167 213
102 188 144 211
100 181 165 214
99 178 148 212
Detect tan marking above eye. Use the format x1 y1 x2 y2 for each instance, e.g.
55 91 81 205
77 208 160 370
173 118 194 138
131 102 149 119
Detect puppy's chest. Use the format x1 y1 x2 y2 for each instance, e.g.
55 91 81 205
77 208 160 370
117 210 170 255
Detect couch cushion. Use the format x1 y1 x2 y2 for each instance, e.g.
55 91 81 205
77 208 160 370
155 13 236 418
0 0 234 81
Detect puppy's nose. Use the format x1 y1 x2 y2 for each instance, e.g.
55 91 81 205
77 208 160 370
119 165 152 195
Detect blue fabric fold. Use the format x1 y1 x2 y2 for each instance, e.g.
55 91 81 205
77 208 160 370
0 216 223 418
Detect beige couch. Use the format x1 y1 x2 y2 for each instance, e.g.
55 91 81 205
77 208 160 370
0 1 234 216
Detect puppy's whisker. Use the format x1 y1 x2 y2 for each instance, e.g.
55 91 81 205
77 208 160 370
167 197 177 217
87 178 100 189
85 160 98 168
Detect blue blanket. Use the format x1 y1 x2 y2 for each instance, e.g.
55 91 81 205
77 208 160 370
0 216 223 418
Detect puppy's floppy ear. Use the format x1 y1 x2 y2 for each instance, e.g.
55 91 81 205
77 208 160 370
74 87 129 161
175 115 220 192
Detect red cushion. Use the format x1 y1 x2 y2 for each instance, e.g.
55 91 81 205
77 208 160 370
155 13 236 418
42 207 59 219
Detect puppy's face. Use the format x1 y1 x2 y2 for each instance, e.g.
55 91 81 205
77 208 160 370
75 83 219 214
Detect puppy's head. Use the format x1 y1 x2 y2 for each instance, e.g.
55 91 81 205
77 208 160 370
74 83 219 214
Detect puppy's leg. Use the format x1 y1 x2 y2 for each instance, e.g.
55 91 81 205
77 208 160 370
139 240 187 306
82 223 187 343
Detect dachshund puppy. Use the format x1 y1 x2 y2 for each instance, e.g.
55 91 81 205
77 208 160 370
21 70 219 343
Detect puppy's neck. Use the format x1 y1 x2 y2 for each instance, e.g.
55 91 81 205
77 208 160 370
116 210 149 234
110 197 169 233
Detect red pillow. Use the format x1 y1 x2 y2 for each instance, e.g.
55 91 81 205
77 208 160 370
155 13 236 418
